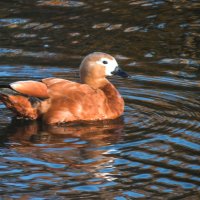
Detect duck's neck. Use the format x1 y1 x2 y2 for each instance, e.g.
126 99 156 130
81 76 109 89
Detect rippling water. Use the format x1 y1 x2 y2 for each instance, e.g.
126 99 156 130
0 0 200 199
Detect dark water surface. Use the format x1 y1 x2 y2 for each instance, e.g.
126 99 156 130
0 0 200 199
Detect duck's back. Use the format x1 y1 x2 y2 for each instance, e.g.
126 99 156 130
41 78 114 124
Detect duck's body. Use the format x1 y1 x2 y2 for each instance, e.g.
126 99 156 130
0 52 128 124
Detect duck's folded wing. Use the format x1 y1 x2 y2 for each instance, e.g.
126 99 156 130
10 80 49 98
42 77 79 97
42 77 72 87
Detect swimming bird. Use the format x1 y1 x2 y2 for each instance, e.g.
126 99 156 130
0 52 129 124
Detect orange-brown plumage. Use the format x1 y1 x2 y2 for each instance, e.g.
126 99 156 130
10 80 48 98
0 52 128 124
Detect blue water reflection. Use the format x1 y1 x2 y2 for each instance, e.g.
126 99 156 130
0 0 200 199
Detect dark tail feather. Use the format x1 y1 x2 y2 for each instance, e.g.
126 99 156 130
0 87 18 103
0 88 18 95
0 84 13 89
0 88 41 120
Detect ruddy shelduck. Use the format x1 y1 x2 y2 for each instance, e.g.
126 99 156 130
0 52 129 124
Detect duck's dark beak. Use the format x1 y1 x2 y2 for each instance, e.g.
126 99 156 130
111 67 129 78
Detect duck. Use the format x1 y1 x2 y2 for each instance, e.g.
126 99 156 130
0 52 129 124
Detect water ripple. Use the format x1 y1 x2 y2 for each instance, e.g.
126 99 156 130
0 18 29 28
37 0 86 7
0 0 200 199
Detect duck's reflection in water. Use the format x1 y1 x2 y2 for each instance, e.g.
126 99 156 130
4 118 125 181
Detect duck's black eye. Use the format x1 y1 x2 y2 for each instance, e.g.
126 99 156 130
103 60 108 64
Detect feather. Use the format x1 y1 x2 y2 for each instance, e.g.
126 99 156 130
10 81 48 98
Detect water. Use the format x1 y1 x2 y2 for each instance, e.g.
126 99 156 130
0 0 200 199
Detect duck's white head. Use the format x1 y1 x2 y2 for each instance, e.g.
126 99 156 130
79 52 128 87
